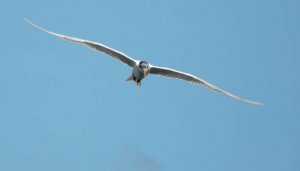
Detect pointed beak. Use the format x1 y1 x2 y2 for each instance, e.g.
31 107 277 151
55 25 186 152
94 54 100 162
143 69 148 76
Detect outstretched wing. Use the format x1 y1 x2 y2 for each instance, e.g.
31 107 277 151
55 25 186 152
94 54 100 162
149 65 263 106
24 18 138 67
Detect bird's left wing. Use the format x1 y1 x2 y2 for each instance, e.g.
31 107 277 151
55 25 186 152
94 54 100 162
149 65 263 106
24 18 138 67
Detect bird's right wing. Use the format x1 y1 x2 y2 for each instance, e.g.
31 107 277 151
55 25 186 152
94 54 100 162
24 18 138 67
149 65 263 106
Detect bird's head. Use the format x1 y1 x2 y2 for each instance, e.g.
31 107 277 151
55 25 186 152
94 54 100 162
139 60 149 76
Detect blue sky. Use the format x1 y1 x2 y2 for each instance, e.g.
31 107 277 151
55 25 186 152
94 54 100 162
0 0 299 170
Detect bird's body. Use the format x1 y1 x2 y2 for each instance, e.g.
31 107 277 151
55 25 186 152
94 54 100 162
24 18 263 106
127 61 150 86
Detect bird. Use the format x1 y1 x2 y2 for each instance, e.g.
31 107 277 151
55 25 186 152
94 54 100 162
24 18 263 106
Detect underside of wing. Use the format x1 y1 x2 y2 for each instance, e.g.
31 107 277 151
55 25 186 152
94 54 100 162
149 65 263 106
24 18 137 67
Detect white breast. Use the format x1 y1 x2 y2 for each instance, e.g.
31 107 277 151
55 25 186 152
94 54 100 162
132 65 145 80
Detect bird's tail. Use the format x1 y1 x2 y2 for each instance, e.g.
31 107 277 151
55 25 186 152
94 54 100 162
125 75 134 82
136 81 141 87
125 75 141 87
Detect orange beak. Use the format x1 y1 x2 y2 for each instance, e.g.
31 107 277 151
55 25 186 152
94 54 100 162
143 69 148 76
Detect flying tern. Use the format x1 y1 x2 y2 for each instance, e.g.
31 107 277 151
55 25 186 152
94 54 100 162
24 18 263 106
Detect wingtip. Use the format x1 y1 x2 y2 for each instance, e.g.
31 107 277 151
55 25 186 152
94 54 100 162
256 102 265 106
23 17 37 28
244 99 265 106
23 17 55 38
252 102 265 106
225 91 264 106
23 17 31 24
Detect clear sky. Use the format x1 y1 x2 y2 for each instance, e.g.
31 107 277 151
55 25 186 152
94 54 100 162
0 0 299 170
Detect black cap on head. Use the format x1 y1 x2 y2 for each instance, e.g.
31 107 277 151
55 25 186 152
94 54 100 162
139 61 149 68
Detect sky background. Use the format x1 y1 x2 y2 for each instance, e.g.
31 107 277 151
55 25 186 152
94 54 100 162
0 0 299 170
